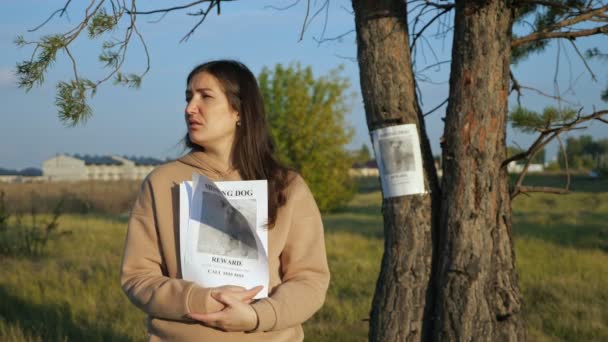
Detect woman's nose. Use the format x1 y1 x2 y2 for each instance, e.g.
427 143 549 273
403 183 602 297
185 101 197 116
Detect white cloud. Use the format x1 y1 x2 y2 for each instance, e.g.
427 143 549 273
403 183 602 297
0 67 17 87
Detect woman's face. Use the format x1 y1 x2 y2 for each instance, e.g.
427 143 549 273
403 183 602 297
185 72 239 150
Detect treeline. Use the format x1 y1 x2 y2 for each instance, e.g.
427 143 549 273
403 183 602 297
558 135 608 172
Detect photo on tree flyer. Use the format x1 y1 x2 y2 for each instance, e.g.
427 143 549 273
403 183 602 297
372 124 426 198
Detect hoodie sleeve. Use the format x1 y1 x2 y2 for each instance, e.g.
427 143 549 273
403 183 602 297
120 177 224 320
250 176 330 332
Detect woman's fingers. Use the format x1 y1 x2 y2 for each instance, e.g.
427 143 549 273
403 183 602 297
211 285 263 304
236 285 264 302
188 296 258 332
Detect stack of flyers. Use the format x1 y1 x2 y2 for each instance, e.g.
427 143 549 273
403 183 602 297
179 173 269 299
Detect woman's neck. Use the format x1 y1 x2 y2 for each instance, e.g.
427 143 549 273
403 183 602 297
201 143 234 172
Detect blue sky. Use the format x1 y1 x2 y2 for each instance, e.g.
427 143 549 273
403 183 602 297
1 0 607 170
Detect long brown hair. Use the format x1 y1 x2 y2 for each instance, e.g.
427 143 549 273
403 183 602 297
185 60 291 227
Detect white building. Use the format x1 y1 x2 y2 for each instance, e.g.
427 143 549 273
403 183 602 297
42 154 163 182
507 161 544 174
349 160 380 177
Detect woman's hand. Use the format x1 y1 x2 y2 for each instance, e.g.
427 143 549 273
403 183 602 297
188 285 263 332
210 285 262 304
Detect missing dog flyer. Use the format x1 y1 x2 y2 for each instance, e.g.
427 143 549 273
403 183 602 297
372 124 426 198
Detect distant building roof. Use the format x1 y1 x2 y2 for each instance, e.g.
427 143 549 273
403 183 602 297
364 160 378 168
81 155 122 166
65 154 164 166
123 156 164 166
352 160 378 169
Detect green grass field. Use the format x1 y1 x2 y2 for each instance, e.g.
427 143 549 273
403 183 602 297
1 177 607 341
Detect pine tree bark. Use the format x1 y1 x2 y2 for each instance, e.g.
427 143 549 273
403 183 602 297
352 1 440 341
435 1 525 340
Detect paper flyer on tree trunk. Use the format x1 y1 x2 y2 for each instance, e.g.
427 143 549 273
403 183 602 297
179 174 269 299
372 123 426 198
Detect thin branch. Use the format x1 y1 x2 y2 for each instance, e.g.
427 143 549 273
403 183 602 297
265 0 300 11
417 60 450 73
298 0 311 41
179 1 216 42
410 7 452 51
333 54 357 63
557 134 571 191
510 70 523 106
125 0 209 15
568 40 597 81
148 12 170 24
554 39 562 109
313 29 355 45
511 134 552 194
516 186 570 195
340 4 353 15
132 19 150 77
64 46 79 82
28 0 73 32
424 98 448 117
522 85 576 104
308 0 330 42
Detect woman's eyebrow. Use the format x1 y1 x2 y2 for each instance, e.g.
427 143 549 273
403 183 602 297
193 87 214 93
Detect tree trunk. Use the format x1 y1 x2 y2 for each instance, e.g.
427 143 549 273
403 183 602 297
352 1 440 341
435 1 525 340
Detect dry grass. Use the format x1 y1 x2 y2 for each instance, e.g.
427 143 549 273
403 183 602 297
0 179 606 341
0 181 140 216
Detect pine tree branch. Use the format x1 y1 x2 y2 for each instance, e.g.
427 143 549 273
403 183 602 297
512 5 608 47
509 109 608 199
512 24 608 47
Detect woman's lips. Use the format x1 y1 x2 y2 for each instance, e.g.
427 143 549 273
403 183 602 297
188 122 203 129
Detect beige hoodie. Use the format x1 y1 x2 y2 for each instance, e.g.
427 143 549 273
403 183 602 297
120 150 330 341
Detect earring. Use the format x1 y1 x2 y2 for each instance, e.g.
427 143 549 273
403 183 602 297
236 120 241 127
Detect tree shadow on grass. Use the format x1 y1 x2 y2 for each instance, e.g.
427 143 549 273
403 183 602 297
0 286 132 342
513 212 608 252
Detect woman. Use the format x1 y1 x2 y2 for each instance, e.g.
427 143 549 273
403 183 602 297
120 60 330 341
